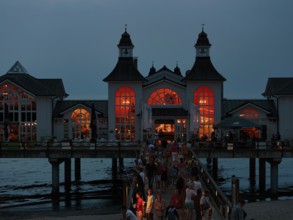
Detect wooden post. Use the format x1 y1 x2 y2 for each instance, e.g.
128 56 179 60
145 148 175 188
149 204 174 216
64 158 71 193
259 158 266 195
249 158 256 185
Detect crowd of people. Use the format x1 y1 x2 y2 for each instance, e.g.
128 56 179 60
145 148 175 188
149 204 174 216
121 140 216 220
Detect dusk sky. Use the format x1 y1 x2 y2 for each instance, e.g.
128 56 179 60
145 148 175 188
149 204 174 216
0 0 292 100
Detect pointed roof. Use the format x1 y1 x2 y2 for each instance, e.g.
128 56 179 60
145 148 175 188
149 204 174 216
103 58 146 82
104 30 145 82
183 57 226 81
173 65 182 76
148 65 156 76
0 61 68 97
262 77 293 97
183 29 226 82
7 61 29 74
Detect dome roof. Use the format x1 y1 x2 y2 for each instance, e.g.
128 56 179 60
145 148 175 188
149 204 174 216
118 31 134 48
195 30 211 47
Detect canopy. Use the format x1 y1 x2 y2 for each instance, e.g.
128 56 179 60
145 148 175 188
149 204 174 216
214 117 261 129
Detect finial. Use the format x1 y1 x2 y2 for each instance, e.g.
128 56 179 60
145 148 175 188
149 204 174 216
202 24 204 32
176 61 179 67
152 61 154 67
125 24 127 32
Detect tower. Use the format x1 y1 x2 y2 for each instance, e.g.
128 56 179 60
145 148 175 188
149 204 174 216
183 27 226 139
103 27 145 141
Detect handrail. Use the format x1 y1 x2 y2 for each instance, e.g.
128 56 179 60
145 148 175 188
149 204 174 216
191 151 232 219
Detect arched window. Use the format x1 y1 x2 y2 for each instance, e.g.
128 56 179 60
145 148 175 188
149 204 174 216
71 108 90 139
194 86 214 139
115 87 135 141
239 107 259 119
0 83 36 142
148 88 182 105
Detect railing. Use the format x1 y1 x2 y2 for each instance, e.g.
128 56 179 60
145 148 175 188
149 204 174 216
0 141 143 159
190 151 232 219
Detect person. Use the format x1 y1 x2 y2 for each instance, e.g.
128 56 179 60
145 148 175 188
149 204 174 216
231 199 246 220
146 188 154 220
185 182 196 220
200 189 212 220
194 189 202 220
148 143 155 151
139 167 145 184
170 165 178 186
174 176 186 219
134 192 145 220
132 171 146 200
160 162 168 192
176 157 186 177
154 161 163 191
193 175 202 192
171 142 178 162
146 161 156 189
122 205 138 220
154 192 166 220
165 203 179 220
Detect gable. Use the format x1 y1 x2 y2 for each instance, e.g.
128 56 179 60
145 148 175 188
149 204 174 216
223 99 277 117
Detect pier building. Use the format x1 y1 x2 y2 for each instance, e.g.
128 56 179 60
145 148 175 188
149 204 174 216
0 28 292 144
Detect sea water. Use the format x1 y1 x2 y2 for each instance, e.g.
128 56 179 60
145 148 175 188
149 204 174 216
0 157 292 211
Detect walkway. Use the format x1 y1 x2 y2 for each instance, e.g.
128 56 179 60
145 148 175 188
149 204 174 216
126 142 222 219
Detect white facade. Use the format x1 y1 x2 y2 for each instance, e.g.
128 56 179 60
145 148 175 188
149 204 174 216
278 96 293 139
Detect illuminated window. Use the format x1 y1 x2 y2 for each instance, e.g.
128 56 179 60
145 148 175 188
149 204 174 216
148 88 182 105
71 108 90 139
0 83 36 141
115 87 135 141
239 107 259 119
194 86 214 139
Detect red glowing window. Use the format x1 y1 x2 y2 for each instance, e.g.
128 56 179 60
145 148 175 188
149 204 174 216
115 86 136 141
194 86 214 139
147 88 182 105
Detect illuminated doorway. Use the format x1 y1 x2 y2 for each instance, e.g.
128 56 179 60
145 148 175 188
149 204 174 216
154 119 175 141
148 88 185 141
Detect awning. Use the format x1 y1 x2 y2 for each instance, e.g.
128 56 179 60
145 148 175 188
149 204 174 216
214 117 261 129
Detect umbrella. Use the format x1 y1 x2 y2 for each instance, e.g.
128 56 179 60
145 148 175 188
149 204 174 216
90 103 97 143
214 117 261 129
